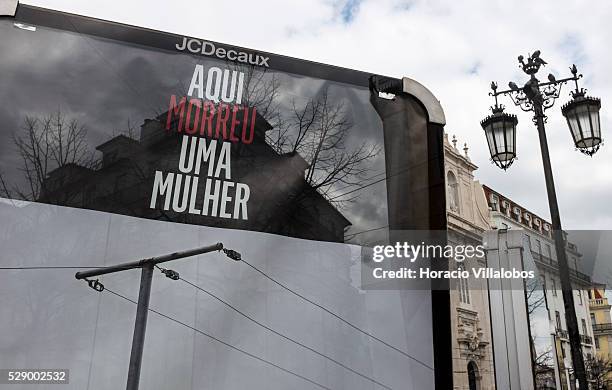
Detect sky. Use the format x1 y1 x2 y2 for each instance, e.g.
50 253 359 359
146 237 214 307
20 0 612 230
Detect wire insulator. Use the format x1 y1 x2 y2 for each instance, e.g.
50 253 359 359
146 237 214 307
223 248 242 261
86 278 104 292
163 269 180 280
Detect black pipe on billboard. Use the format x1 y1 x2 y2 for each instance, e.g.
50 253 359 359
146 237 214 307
369 76 452 389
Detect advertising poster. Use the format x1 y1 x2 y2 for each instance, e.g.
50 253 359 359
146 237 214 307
0 5 445 389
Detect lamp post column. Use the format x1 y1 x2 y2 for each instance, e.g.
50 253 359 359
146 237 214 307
533 102 588 389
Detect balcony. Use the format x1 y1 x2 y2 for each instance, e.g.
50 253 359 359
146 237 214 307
593 323 612 334
581 334 593 345
556 328 569 340
532 251 554 265
590 298 610 307
555 329 592 345
569 268 591 284
531 251 592 285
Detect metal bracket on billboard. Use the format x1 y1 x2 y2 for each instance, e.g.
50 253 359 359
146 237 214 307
402 77 446 125
0 0 18 17
369 75 403 97
369 75 446 125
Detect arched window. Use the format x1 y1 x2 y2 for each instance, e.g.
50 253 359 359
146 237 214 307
447 171 460 212
468 361 480 390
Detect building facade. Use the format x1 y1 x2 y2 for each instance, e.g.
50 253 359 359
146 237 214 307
483 185 594 390
590 285 612 358
445 134 497 390
588 285 612 388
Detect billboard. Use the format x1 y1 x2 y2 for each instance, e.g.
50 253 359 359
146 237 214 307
0 4 449 389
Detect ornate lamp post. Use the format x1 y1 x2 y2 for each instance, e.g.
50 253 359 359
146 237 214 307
481 50 603 390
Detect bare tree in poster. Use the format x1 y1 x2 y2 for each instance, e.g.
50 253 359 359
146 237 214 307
225 64 379 204
0 110 94 201
266 87 379 203
238 65 282 124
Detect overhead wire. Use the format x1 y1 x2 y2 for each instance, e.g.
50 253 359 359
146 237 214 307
4 250 434 373
172 274 393 390
0 266 108 270
238 258 434 371
103 286 333 390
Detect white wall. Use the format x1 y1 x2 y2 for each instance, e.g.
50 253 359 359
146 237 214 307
0 199 434 389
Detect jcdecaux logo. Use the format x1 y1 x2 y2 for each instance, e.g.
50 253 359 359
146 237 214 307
176 37 270 67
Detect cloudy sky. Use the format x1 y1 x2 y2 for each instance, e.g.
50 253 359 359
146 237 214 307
21 0 612 229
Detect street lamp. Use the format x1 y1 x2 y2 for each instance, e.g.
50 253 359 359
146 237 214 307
480 50 603 390
480 85 518 170
561 68 603 156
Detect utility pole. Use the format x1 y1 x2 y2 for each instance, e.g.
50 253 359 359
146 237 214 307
76 243 241 390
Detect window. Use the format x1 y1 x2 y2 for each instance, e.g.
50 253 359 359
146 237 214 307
582 319 588 335
555 311 562 331
513 207 521 222
577 290 583 305
458 267 470 305
535 239 541 256
525 234 531 249
82 185 96 207
562 345 566 358
490 194 499 211
591 313 596 325
573 257 579 271
545 243 552 259
551 278 557 296
114 173 127 192
447 171 460 212
595 337 600 349
467 361 479 390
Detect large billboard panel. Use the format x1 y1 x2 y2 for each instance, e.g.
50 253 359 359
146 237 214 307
0 5 448 389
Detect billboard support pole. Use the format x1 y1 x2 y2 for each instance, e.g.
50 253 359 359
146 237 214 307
75 243 237 390
126 263 154 390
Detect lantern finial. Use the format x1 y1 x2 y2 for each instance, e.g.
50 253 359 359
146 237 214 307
519 50 547 75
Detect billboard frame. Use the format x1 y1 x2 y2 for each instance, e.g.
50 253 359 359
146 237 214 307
2 3 452 388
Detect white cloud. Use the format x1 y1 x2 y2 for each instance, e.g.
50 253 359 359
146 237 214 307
23 0 612 229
